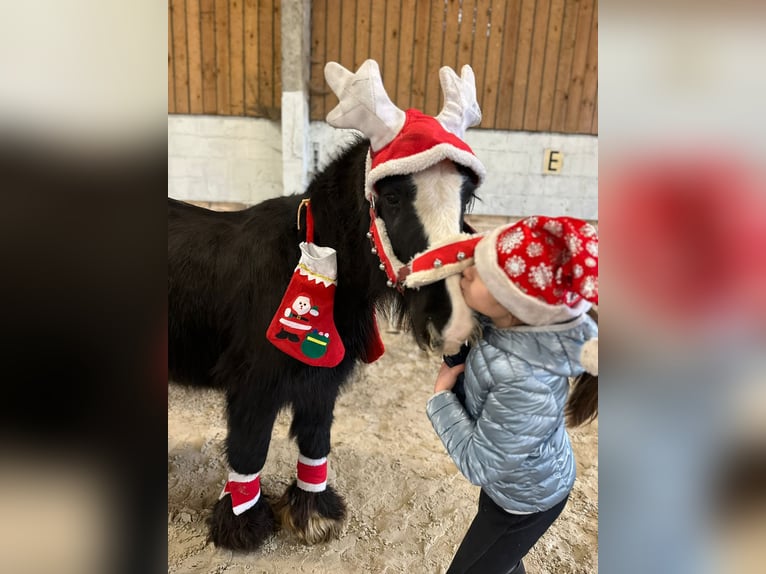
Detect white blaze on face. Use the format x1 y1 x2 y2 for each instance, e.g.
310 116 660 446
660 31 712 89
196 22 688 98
411 160 477 354
411 160 464 244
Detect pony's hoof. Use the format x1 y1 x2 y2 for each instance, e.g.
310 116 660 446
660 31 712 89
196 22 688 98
273 481 347 544
207 495 276 551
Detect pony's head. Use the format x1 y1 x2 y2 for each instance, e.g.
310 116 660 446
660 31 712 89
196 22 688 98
325 60 486 354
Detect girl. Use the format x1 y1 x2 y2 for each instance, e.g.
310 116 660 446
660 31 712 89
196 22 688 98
426 216 599 574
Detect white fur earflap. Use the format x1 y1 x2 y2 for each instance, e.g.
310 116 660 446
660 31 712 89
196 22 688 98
579 337 598 375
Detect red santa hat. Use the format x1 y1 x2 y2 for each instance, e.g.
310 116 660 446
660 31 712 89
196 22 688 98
324 60 486 201
474 216 599 326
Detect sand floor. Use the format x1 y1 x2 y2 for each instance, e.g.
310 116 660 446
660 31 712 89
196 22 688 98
168 329 598 573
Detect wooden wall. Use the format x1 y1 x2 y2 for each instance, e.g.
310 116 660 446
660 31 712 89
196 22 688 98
168 0 598 135
168 0 281 119
309 0 597 134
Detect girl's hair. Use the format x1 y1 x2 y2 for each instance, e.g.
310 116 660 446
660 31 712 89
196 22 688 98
565 307 598 427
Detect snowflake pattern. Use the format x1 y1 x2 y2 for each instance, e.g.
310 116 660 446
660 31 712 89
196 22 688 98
526 242 544 258
586 241 598 257
524 216 539 228
565 233 583 255
580 223 596 237
504 255 526 277
585 257 596 268
499 229 525 253
528 263 553 290
580 276 597 300
543 220 563 237
572 264 584 278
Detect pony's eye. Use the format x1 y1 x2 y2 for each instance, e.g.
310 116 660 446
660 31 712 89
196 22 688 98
382 193 400 206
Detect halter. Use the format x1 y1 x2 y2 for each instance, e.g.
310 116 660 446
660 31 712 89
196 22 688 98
365 198 482 293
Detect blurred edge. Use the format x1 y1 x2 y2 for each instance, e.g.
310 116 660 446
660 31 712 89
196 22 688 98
0 2 167 573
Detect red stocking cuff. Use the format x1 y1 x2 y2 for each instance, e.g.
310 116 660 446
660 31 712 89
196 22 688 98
220 471 261 515
296 455 328 492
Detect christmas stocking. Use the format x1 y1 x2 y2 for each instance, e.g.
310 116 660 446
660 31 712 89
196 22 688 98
267 242 345 367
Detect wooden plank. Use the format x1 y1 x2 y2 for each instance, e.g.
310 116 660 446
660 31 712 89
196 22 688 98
215 0 230 114
172 0 190 113
536 0 564 131
168 3 175 113
273 0 281 103
479 0 507 128
309 0 326 120
340 0 357 71
457 0 477 68
186 0 204 113
577 0 598 133
409 0 432 111
564 0 594 132
354 0 372 71
258 0 274 115
228 0 245 116
423 1 446 117
550 0 580 132
442 0 462 74
522 0 551 131
396 0 417 109
244 0 259 117
509 0 537 129
324 0 342 118
495 0 522 129
470 0 492 121
382 0 402 103
591 91 597 133
200 0 218 114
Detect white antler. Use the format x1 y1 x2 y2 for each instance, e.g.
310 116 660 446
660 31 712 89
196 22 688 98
435 65 482 137
324 60 406 152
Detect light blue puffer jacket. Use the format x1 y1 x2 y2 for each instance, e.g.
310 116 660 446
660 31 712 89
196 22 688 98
426 313 597 514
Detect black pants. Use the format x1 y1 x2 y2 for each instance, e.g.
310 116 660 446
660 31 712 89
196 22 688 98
446 490 569 574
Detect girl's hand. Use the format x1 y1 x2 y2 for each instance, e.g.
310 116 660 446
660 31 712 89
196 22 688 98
434 361 466 394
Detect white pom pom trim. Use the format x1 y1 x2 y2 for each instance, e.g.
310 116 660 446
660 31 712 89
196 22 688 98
580 337 598 375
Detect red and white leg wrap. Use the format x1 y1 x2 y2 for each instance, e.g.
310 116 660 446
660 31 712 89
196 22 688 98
219 470 261 515
296 454 328 493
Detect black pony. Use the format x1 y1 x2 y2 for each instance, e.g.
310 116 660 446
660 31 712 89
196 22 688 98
168 60 487 550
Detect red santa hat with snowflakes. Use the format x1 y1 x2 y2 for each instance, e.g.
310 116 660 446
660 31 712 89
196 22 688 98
475 216 599 373
474 216 599 325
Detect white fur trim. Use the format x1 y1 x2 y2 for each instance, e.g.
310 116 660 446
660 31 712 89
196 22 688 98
440 273 478 355
232 492 261 515
580 338 598 375
219 470 262 515
297 454 327 466
404 258 474 289
298 242 337 286
474 227 591 326
296 479 328 492
365 143 486 200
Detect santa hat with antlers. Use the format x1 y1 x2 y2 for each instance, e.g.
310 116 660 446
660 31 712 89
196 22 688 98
324 60 486 201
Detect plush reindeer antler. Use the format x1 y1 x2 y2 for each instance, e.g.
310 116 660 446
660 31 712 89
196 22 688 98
435 65 482 137
324 60 406 152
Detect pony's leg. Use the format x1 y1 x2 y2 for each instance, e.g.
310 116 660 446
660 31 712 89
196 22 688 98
274 396 347 544
207 393 279 551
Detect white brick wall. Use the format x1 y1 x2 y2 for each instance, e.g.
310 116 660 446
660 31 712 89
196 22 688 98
168 116 283 205
168 115 597 220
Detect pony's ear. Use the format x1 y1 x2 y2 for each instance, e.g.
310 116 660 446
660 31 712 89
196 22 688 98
324 60 406 152
435 65 482 137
